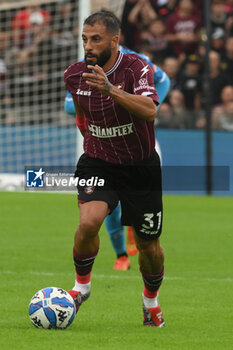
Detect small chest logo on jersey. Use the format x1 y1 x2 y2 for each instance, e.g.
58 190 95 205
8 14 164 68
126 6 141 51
140 65 149 77
139 78 148 86
26 168 45 188
76 88 91 96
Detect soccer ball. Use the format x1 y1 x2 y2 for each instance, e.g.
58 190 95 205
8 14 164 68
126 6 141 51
29 287 76 329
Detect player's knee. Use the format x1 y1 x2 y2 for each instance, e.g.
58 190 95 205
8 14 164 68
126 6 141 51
78 217 102 238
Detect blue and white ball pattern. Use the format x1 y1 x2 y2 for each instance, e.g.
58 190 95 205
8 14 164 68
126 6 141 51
29 287 76 329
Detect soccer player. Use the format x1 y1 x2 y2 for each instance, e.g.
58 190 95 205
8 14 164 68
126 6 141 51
64 47 170 271
64 10 165 327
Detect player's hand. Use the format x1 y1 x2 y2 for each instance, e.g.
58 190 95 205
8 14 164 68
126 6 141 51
82 65 113 95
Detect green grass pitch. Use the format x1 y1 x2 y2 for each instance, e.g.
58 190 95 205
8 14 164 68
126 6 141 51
0 191 232 350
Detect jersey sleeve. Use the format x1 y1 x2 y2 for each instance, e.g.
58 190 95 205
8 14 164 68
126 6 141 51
130 58 159 105
64 62 82 95
64 67 76 95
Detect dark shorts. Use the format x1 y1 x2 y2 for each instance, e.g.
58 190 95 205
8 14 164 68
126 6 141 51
75 152 163 241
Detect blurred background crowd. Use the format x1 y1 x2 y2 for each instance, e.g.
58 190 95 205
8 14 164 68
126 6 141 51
0 0 79 125
1 0 233 131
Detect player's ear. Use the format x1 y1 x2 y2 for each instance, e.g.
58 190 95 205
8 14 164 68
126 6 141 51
111 35 119 49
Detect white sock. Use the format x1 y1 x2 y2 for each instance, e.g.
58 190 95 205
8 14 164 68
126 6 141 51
73 280 91 295
142 293 159 308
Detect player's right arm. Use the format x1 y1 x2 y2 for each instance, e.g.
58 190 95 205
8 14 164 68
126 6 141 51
71 95 87 137
64 91 87 136
64 62 87 136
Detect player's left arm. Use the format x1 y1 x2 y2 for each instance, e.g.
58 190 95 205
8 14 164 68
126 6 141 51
83 64 157 122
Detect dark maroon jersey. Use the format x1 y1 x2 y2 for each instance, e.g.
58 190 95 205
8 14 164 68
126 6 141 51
64 51 159 164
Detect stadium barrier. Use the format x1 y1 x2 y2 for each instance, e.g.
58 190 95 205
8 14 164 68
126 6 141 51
0 129 232 195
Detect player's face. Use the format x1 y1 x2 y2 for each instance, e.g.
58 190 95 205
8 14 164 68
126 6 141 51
82 23 114 67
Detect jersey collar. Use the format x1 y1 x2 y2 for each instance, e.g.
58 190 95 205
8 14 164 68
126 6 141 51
106 51 123 76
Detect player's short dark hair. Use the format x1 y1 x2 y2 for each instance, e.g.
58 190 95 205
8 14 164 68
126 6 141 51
84 10 121 35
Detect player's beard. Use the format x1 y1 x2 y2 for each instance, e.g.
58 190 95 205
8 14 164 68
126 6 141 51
85 46 111 67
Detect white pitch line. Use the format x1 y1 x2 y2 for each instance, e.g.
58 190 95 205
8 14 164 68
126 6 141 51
1 270 233 282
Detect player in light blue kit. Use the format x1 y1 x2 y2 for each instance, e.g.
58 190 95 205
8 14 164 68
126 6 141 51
64 46 170 270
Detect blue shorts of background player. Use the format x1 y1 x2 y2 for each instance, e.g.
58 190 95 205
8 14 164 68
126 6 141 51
64 46 170 270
